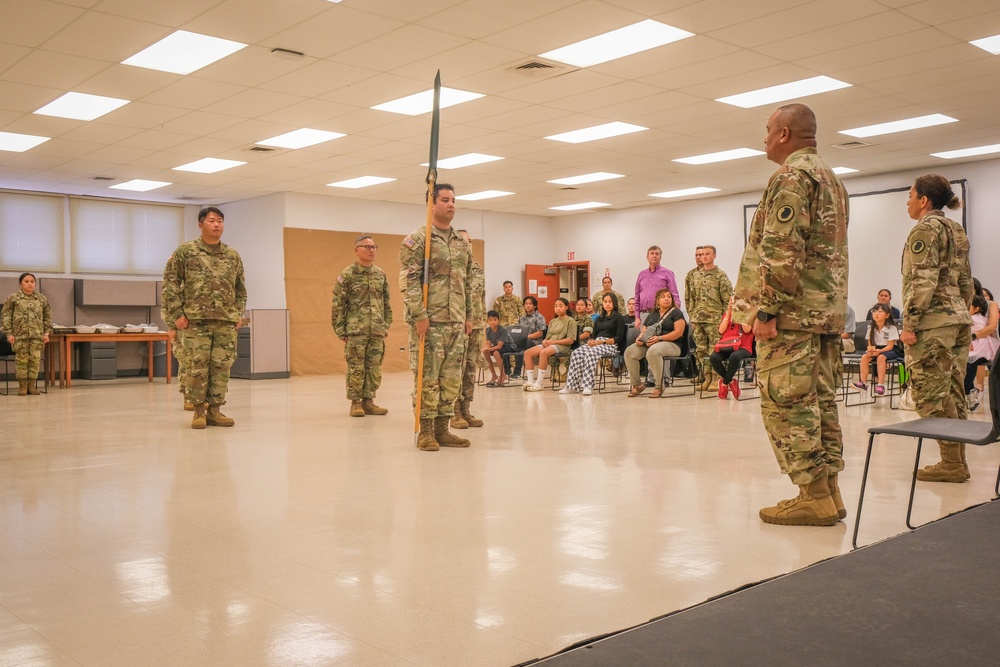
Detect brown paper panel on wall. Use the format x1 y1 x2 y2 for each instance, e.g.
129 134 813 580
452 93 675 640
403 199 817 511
282 227 484 377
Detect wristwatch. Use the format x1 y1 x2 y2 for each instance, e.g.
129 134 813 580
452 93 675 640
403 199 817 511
756 310 776 323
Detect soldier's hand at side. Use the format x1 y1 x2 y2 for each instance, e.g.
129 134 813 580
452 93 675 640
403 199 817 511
752 319 777 340
416 319 430 335
175 315 189 330
465 321 473 335
43 334 49 343
6 335 13 344
900 330 917 346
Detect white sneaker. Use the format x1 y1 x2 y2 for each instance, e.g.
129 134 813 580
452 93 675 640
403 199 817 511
582 387 593 396
525 383 543 392
968 388 981 412
559 387 573 395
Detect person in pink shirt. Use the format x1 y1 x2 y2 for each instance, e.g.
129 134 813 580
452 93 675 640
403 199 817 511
633 245 681 328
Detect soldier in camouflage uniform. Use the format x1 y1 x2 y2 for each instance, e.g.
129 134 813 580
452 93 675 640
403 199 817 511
733 104 849 527
451 230 486 429
332 235 393 418
161 207 247 430
2 272 51 396
900 174 974 483
686 245 733 391
592 277 627 326
493 281 522 326
400 184 475 452
168 328 193 410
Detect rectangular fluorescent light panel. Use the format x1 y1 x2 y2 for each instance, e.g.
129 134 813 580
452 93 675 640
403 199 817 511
840 114 957 138
550 202 610 211
673 148 764 165
173 158 246 173
548 172 624 185
649 187 719 199
540 20 693 68
372 88 484 116
0 131 50 152
546 122 647 144
832 167 858 175
421 153 503 169
110 179 172 192
931 143 1000 159
456 190 514 201
122 30 247 75
327 176 396 189
716 76 851 108
34 92 129 121
257 129 345 149
970 34 1000 55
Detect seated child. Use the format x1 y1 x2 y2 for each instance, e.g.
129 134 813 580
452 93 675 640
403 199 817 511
482 310 517 386
966 295 999 411
523 298 577 392
853 302 900 396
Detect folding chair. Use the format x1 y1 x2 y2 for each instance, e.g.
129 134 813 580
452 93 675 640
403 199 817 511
843 321 875 406
852 346 1000 549
503 326 528 387
657 328 698 398
595 325 636 394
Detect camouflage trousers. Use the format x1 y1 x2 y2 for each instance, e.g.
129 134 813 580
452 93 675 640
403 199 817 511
409 322 464 419
12 336 43 380
344 334 385 401
905 324 971 448
757 331 843 485
459 329 485 403
182 320 237 407
691 321 717 378
171 329 188 394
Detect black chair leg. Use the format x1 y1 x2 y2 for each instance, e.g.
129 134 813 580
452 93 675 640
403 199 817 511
852 432 878 550
905 438 926 530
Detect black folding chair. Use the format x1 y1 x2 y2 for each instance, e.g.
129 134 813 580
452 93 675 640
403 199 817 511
657 328 697 398
843 321 875 406
852 345 1000 549
503 326 528 386
595 326 636 394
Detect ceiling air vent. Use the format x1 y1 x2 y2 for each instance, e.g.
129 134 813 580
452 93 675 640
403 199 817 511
506 58 575 79
245 146 278 153
831 140 872 150
559 187 580 191
89 176 116 181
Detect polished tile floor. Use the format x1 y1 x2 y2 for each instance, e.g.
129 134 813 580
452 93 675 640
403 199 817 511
1 373 996 666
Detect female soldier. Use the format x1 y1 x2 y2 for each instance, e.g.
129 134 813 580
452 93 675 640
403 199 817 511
3 272 52 396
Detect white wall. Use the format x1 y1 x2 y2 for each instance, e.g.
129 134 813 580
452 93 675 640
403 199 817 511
219 193 287 310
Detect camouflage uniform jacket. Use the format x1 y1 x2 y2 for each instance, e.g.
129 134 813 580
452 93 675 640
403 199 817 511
732 147 849 333
493 293 523 326
901 211 973 332
161 238 247 327
2 291 52 338
331 262 393 338
592 289 627 313
573 313 594 337
685 267 733 323
399 224 473 324
468 260 487 328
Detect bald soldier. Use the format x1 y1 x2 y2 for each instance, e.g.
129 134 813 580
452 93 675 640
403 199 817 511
732 103 849 527
332 234 392 418
400 183 475 452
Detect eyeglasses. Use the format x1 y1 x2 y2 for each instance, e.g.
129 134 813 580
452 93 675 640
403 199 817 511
356 245 378 251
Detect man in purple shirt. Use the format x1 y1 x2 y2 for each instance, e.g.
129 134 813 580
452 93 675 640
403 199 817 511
634 245 681 327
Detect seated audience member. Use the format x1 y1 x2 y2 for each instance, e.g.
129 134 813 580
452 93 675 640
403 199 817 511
853 303 901 396
511 296 546 379
585 298 597 322
865 288 901 321
560 294 626 396
972 277 999 399
482 310 516 387
624 289 686 398
966 294 999 411
841 303 857 353
523 298 577 392
573 298 593 343
626 297 636 319
711 296 755 400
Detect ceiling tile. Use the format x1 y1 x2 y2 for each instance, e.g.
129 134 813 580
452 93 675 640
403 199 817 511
0 1 86 48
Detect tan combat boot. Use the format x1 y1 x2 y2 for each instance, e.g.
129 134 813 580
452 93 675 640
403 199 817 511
184 398 195 411
759 475 840 526
350 400 366 417
828 473 847 520
460 400 483 427
916 442 966 483
17 379 27 396
450 399 469 429
417 419 438 451
191 403 207 429
699 371 716 392
961 443 970 480
26 380 40 395
361 399 388 416
206 405 235 427
434 416 471 448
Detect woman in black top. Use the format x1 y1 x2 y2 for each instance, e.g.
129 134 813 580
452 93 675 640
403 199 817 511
560 293 626 396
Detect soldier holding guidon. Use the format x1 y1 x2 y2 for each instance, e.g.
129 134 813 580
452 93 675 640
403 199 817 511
332 235 393 418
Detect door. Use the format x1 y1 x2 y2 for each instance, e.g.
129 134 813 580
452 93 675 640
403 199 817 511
524 265 560 321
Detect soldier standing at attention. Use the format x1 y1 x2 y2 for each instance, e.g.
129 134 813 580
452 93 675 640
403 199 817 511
451 229 485 430
2 272 51 396
332 235 393 418
732 103 849 527
162 206 247 430
686 245 733 392
900 174 974 483
592 276 627 323
400 183 475 452
493 280 522 327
